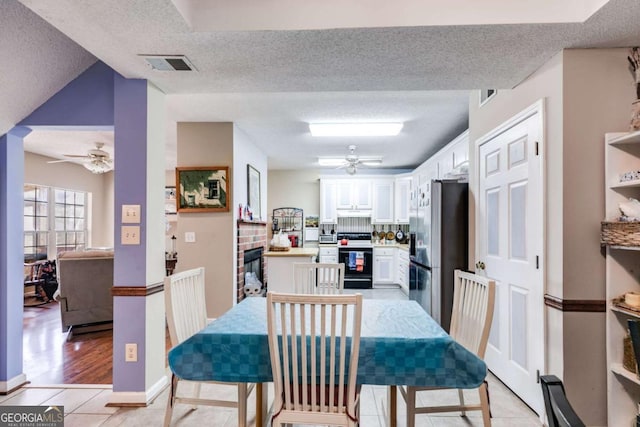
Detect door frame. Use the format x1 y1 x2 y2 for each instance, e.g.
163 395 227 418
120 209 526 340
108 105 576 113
473 98 546 414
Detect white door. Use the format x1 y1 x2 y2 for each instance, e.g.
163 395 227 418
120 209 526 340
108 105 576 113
476 103 544 416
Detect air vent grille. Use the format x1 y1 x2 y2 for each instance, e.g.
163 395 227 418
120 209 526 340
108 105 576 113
139 55 196 71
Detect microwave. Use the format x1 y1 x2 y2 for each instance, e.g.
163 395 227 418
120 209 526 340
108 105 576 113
319 234 337 244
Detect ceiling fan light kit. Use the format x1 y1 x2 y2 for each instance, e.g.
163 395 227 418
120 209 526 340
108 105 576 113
309 122 403 137
318 144 382 175
46 142 113 174
84 159 113 174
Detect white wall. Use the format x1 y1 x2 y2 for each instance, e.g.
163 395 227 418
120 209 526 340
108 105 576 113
233 125 268 221
468 48 634 426
24 151 114 249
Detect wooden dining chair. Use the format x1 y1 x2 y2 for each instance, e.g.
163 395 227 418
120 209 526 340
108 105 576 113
266 291 363 426
164 267 254 427
292 262 345 294
399 269 496 427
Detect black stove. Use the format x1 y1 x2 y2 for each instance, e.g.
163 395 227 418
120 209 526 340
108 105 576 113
336 233 373 248
336 233 373 288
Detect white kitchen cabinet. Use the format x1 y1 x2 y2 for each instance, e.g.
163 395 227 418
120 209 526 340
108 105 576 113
372 179 394 224
436 130 469 179
603 130 640 426
373 247 396 285
336 179 372 210
320 179 337 223
318 246 338 264
394 176 411 224
397 247 409 293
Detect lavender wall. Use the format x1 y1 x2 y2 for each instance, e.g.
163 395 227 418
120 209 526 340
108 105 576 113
0 128 29 384
19 61 114 127
112 75 148 391
1 61 152 393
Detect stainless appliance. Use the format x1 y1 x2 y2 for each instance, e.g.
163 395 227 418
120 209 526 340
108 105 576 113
336 232 373 289
409 180 468 332
319 234 337 244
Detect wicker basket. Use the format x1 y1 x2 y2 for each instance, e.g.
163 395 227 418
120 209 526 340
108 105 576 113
601 221 640 247
269 245 290 252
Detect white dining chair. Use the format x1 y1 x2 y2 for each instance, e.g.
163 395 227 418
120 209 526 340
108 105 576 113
293 262 345 294
164 267 254 427
399 269 496 427
266 291 363 427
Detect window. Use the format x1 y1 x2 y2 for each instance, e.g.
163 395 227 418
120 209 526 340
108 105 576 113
23 185 49 263
479 89 497 106
54 189 86 253
23 184 88 261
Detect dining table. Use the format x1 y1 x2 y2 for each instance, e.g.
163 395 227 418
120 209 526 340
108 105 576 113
168 296 487 427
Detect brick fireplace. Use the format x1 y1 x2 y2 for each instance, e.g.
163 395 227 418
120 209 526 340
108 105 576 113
236 220 267 302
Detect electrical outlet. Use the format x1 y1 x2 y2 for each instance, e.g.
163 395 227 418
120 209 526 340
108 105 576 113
121 204 141 224
121 226 140 245
185 231 196 243
125 343 137 362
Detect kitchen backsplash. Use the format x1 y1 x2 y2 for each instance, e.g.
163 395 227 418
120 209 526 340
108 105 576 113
319 217 409 236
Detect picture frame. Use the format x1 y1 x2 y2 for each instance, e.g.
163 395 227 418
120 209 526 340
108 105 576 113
247 164 261 218
165 186 177 215
176 166 230 212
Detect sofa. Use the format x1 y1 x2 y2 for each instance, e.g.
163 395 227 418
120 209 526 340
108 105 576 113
56 250 114 334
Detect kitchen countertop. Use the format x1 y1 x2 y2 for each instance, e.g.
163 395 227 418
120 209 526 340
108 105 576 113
264 247 319 257
374 243 410 250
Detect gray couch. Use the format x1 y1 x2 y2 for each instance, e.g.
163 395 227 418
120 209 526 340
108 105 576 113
56 250 114 333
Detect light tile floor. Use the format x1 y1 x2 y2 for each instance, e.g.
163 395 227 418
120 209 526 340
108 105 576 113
4 287 542 426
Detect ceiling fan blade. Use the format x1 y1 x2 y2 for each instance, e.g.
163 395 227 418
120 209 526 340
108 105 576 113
361 159 382 166
64 154 91 158
47 159 75 164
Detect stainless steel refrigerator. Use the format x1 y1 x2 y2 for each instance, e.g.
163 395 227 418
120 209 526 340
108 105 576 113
409 179 468 332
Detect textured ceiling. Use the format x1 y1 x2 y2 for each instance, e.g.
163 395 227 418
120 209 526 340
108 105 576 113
8 0 640 171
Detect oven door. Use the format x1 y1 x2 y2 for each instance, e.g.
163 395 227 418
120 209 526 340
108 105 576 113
338 247 373 289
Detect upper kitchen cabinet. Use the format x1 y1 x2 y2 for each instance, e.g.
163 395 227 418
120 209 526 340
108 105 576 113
336 179 372 210
437 130 469 179
394 176 411 224
319 178 337 223
372 179 394 224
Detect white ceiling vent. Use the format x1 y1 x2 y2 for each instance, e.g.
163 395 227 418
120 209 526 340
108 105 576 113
139 55 197 71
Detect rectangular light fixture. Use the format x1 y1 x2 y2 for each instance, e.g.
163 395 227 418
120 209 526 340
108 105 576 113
309 122 403 137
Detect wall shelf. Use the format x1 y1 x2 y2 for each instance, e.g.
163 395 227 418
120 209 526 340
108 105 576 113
612 363 640 386
605 131 640 426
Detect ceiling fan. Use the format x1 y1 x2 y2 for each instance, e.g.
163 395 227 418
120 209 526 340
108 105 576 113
333 145 382 175
47 142 113 174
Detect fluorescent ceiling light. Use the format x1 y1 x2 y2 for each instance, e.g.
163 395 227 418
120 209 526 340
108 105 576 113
318 158 346 166
309 122 403 137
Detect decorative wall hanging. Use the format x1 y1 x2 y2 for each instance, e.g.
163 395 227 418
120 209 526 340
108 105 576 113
176 166 230 212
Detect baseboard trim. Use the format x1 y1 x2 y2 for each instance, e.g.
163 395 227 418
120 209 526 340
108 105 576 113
0 373 27 395
106 375 169 407
544 294 606 312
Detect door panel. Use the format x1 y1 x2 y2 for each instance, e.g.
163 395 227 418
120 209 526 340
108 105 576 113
477 108 544 416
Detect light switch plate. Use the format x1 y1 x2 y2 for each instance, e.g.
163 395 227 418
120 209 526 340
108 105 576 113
121 226 140 245
185 231 196 243
122 204 141 224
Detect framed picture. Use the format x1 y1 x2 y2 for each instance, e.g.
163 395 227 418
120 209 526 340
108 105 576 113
176 166 230 212
165 186 177 215
247 164 261 218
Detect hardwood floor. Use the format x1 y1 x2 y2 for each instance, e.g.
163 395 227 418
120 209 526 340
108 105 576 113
23 301 170 385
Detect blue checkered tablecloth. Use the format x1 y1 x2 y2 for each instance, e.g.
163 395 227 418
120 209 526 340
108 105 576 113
168 298 487 388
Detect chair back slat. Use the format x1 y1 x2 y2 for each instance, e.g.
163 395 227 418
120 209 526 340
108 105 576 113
267 292 363 421
164 267 207 347
293 263 345 294
450 270 496 358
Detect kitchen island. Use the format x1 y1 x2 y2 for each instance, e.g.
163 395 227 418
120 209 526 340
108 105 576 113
264 247 319 293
